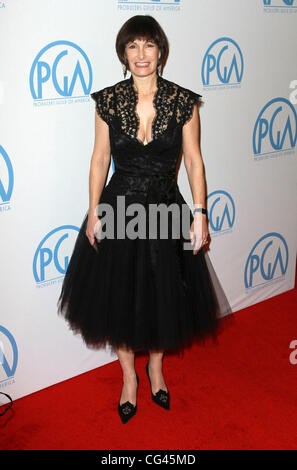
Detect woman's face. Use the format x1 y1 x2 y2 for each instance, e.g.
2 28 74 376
124 37 160 77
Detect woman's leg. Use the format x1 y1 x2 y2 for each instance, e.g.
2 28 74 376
116 345 138 406
148 350 168 394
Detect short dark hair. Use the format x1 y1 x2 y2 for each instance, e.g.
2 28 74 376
116 15 169 77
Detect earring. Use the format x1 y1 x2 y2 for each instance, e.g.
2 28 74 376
157 53 162 75
122 57 129 78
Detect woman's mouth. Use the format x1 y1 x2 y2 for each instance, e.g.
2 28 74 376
135 62 150 68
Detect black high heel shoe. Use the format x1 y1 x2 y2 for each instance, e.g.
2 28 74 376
145 361 170 410
118 372 139 424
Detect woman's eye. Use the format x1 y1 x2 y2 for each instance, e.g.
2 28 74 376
127 42 154 49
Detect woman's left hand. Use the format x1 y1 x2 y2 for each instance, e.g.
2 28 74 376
189 213 209 255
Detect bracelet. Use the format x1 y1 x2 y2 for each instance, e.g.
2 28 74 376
193 208 207 215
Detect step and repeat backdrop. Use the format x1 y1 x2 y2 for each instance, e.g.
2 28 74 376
1 0 297 401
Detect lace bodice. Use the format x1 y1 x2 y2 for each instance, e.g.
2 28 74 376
90 74 202 150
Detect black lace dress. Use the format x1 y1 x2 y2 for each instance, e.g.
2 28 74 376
57 73 232 354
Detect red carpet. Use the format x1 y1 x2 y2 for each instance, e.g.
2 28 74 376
1 280 296 450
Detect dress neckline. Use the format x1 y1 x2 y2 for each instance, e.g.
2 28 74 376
127 73 164 147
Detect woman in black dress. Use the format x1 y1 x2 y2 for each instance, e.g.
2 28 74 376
57 15 232 424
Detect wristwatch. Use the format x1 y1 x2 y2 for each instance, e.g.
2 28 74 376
193 208 207 215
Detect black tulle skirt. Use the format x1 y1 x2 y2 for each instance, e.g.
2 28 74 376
57 174 232 354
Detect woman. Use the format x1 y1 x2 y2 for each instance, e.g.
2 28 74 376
57 15 232 424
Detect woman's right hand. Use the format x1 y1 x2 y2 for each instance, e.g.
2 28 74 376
86 214 102 252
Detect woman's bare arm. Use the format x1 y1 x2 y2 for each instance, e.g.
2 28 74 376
182 103 206 210
182 103 208 254
88 111 111 217
86 111 111 250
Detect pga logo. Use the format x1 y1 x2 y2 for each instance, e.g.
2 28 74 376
202 37 244 87
33 225 80 284
253 98 297 157
244 232 289 289
0 145 14 207
207 190 235 234
29 40 92 100
263 1 295 5
0 325 18 381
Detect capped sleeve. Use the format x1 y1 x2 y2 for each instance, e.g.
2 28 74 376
178 87 202 126
90 86 114 125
